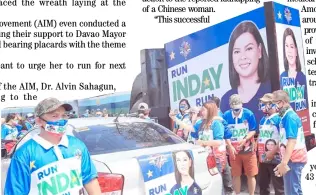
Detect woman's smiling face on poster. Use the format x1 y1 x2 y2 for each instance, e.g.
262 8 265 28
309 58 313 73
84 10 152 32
266 140 276 151
232 32 262 78
285 35 297 66
176 151 191 176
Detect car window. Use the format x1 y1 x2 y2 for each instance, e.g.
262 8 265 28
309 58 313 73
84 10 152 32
72 122 184 155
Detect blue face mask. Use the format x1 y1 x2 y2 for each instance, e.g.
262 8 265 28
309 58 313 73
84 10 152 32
43 119 68 135
232 108 241 113
259 103 266 111
179 104 188 111
271 103 277 109
28 118 35 124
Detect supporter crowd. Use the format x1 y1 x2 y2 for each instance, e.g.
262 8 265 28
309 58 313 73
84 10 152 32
169 90 307 195
1 90 306 195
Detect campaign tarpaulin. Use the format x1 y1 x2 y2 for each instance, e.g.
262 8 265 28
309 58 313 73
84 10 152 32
164 7 271 127
137 150 202 195
269 2 310 136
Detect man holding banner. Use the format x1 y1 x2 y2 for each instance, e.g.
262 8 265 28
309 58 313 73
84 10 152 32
257 93 284 195
223 94 257 195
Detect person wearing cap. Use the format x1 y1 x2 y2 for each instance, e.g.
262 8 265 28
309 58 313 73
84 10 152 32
257 93 284 195
138 102 151 121
25 113 35 130
223 94 257 195
272 90 307 195
4 97 101 195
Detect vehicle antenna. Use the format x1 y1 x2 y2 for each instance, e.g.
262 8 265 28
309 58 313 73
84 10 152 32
113 109 123 122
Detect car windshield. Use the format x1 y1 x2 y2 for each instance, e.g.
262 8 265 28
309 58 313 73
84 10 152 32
72 122 184 155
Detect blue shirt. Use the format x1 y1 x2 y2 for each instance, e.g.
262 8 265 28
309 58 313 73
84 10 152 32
174 113 190 129
4 134 98 195
281 109 303 140
223 108 257 131
1 124 18 140
191 119 224 140
280 108 307 162
220 81 271 129
259 114 281 130
218 110 224 118
222 119 232 139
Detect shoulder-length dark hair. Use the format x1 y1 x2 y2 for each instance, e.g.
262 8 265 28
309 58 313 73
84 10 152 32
283 28 301 72
228 21 269 88
5 113 16 123
265 139 277 151
280 143 286 149
178 99 191 115
173 150 194 184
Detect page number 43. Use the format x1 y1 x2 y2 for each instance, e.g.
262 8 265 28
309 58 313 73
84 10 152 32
305 173 314 180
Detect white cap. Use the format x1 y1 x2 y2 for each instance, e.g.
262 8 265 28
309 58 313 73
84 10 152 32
26 113 34 118
138 102 149 110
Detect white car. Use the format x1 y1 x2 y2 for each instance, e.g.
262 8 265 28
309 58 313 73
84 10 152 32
1 117 222 195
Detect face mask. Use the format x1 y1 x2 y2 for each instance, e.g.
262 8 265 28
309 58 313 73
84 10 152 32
271 103 277 109
232 108 241 113
259 103 271 114
28 118 35 124
179 104 188 111
96 114 102 117
43 119 68 136
259 103 266 111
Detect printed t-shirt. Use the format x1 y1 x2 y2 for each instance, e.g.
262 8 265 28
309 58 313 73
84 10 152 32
174 113 191 140
279 108 307 163
1 124 18 140
218 110 224 118
223 108 257 154
4 134 98 195
193 119 226 171
258 113 281 164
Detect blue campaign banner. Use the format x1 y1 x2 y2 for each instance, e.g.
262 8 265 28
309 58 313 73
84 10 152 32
272 2 311 134
164 7 266 69
165 6 271 128
137 152 175 183
272 2 301 27
137 150 202 195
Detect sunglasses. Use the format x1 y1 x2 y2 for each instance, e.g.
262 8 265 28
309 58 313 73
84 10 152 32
259 102 277 110
259 103 267 110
